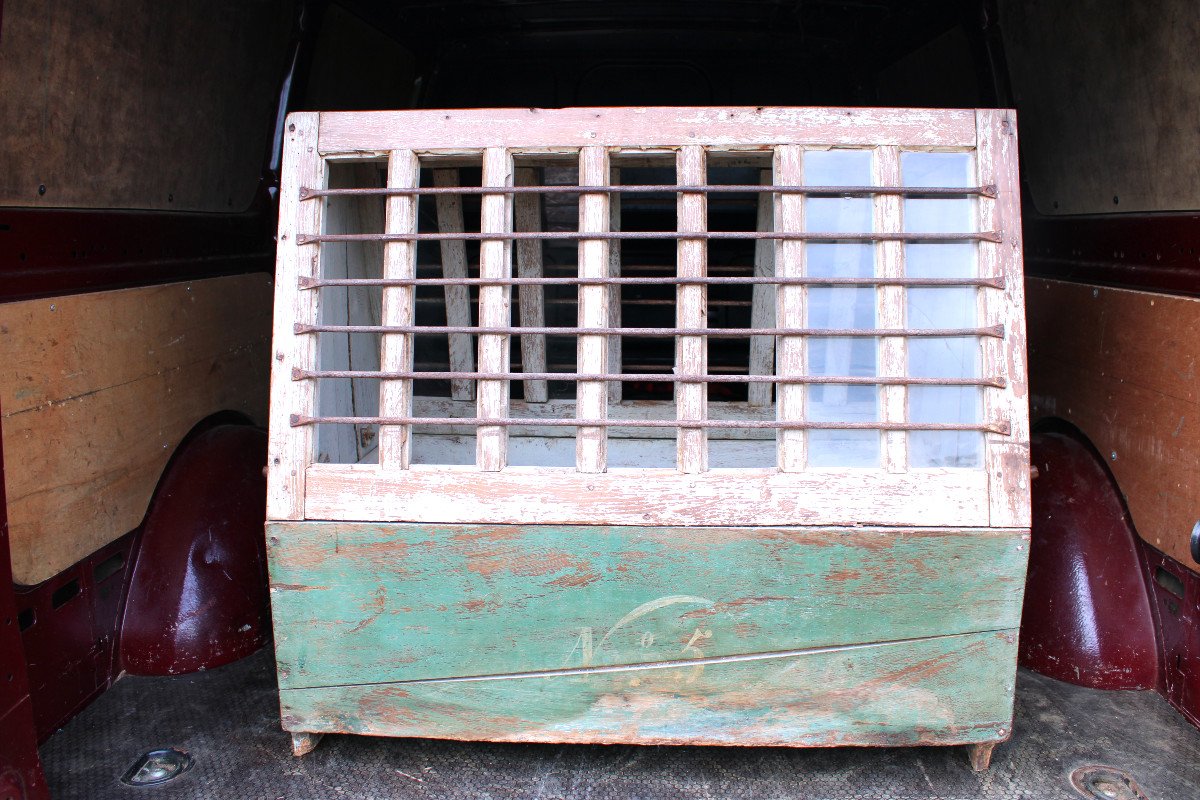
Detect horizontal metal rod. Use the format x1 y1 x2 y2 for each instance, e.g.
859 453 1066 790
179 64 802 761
291 414 1010 435
292 367 1006 388
295 323 1004 338
298 230 1000 244
298 275 1005 289
300 183 997 199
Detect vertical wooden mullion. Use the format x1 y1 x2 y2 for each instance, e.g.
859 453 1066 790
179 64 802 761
874 145 907 472
748 168 776 408
267 112 324 520
608 165 623 403
676 145 708 473
577 147 610 473
433 169 476 402
774 145 806 472
379 149 420 471
976 109 1031 528
477 147 515 472
514 167 549 403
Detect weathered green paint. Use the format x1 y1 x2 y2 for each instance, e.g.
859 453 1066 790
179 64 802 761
267 523 1028 689
279 630 1018 747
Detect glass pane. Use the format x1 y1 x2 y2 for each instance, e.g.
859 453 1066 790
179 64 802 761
902 152 982 468
909 337 981 467
901 152 972 187
802 151 878 467
909 287 975 329
907 242 976 278
903 152 975 235
806 150 873 234
909 387 982 467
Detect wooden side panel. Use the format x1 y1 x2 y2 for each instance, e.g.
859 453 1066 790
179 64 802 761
0 275 272 585
279 630 1018 747
1027 278 1200 565
977 109 1031 529
267 112 324 519
268 522 1028 688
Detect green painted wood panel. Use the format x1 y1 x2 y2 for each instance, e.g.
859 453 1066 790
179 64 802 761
279 630 1018 747
267 523 1028 689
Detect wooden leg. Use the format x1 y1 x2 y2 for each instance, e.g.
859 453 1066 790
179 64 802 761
968 741 996 772
291 731 324 757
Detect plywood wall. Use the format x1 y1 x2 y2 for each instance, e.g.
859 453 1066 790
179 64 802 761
0 0 294 211
0 275 273 585
1027 278 1200 566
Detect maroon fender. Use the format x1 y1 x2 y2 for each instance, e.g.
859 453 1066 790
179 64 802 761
1019 424 1159 689
119 424 270 675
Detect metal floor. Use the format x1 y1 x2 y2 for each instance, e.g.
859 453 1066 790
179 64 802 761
41 647 1200 800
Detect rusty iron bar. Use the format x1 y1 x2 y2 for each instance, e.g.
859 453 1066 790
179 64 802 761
294 323 1004 338
297 275 1006 290
291 413 1011 435
300 183 997 199
291 366 1006 389
297 230 1001 245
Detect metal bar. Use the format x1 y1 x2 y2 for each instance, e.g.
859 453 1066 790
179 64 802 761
300 184 998 199
294 323 1005 338
299 275 1006 289
292 367 1006 388
297 230 1001 244
292 414 1012 435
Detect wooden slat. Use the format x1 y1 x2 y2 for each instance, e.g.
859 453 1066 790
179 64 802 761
268 112 324 520
608 165 623 402
379 150 420 471
305 463 991 528
280 629 1017 747
748 168 776 408
676 145 708 473
773 146 806 471
477 147 515 472
269 521 1028 687
514 167 549 403
433 169 476 402
576 147 610 473
318 107 979 153
976 109 1031 528
412 396 777 440
874 146 908 473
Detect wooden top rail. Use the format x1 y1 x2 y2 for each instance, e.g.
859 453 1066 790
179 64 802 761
315 107 979 152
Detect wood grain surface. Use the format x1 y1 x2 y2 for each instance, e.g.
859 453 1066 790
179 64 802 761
1 275 272 584
268 522 1028 689
1027 278 1200 565
279 629 1018 747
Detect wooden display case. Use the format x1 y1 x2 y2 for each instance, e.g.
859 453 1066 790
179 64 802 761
265 106 1030 769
